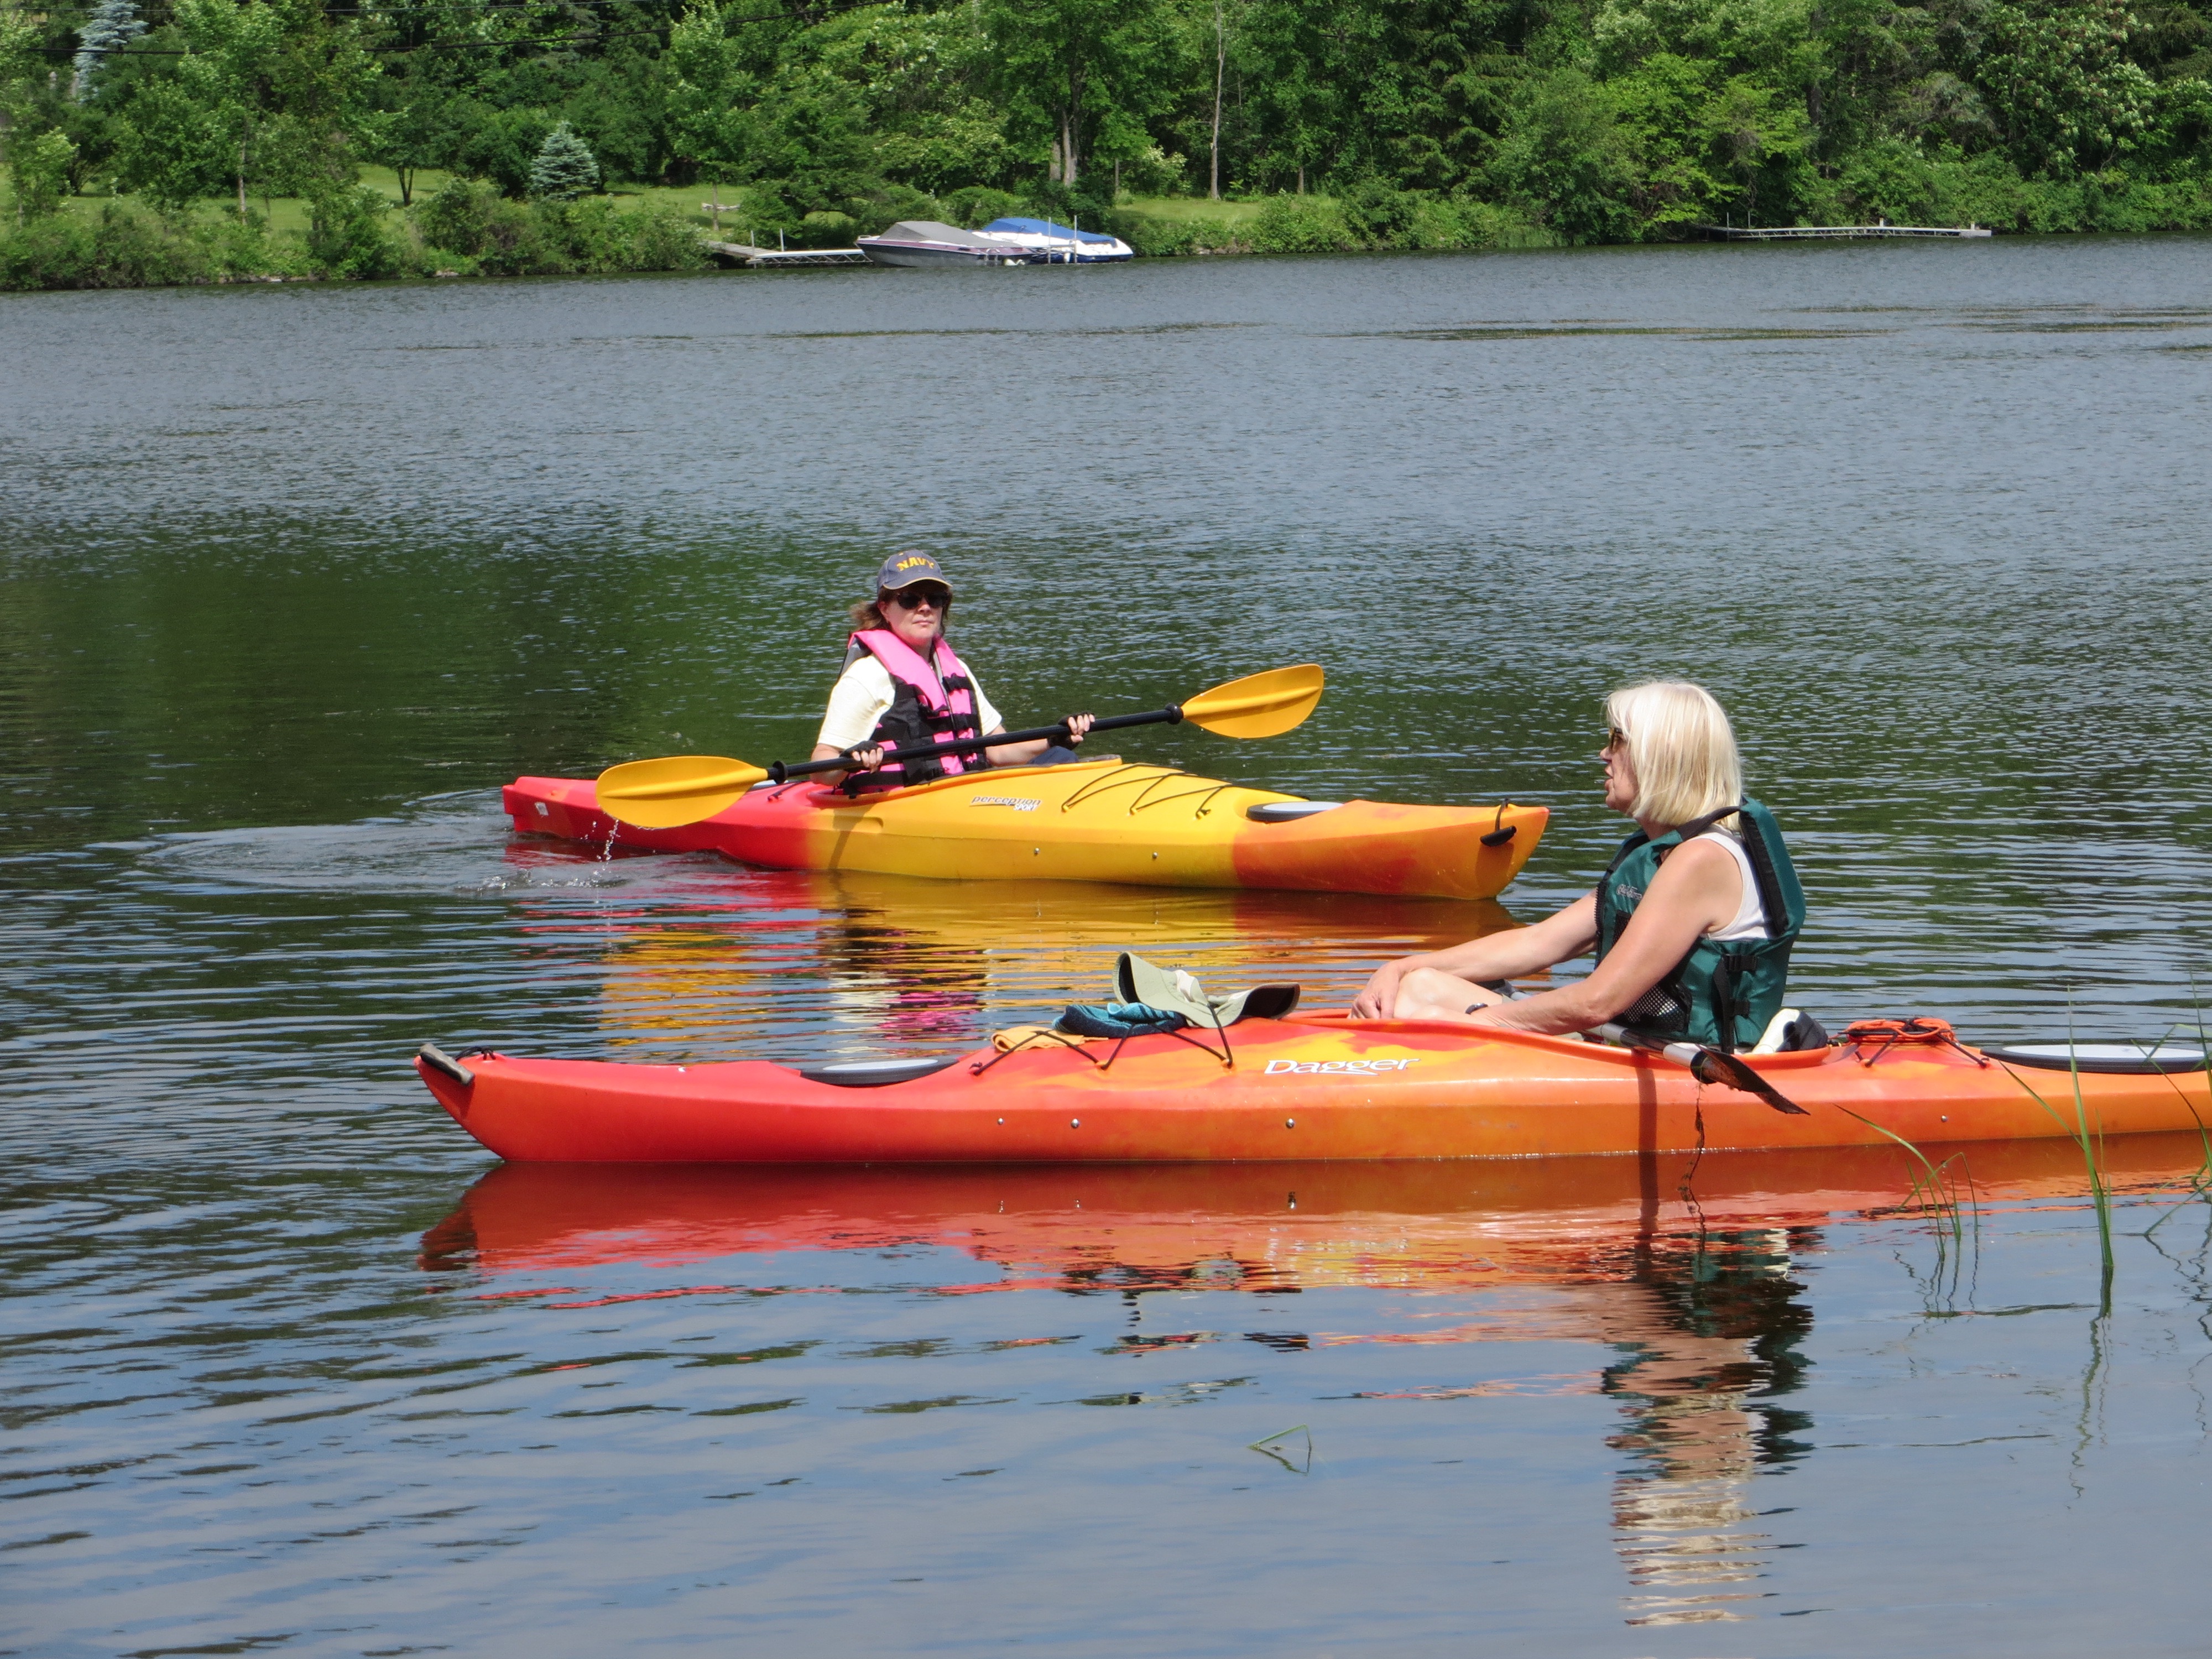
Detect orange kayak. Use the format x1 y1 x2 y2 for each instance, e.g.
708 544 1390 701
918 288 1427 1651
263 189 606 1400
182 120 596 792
416 1015 2210 1165
503 758 1548 900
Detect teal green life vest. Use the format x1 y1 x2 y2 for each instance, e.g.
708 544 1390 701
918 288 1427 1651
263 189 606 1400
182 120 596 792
1593 798 1804 1053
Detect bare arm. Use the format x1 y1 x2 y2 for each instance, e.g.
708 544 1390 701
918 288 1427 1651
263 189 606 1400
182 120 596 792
985 712 1094 768
1459 838 1743 1035
808 740 881 785
1351 894 1599 1019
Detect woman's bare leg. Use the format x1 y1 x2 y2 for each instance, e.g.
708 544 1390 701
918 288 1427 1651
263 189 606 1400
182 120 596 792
1391 967 1511 1023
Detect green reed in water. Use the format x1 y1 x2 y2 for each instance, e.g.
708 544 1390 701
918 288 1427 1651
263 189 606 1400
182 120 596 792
2140 995 2212 1239
1999 1034 2116 1312
1828 1098 1979 1310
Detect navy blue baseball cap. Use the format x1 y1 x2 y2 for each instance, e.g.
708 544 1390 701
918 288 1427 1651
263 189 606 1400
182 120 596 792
877 550 952 593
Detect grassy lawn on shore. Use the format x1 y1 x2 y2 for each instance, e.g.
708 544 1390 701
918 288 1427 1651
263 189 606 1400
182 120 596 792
1119 195 1282 225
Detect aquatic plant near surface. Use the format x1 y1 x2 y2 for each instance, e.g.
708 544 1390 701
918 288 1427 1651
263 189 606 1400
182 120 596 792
2139 1001 2212 1239
2000 1053 2117 1310
1833 1104 1979 1308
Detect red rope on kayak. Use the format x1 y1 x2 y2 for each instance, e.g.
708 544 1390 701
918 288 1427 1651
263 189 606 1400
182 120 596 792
1841 1017 1987 1068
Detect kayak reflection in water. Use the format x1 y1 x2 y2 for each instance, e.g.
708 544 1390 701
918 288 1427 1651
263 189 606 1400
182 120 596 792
810 550 1095 791
1353 681 1814 1054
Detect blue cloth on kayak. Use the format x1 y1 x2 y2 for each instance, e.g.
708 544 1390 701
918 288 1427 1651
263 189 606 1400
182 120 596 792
1056 1001 1191 1039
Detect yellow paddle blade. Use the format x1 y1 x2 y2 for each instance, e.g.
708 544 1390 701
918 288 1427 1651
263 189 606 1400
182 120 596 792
1180 664 1325 739
595 755 769 829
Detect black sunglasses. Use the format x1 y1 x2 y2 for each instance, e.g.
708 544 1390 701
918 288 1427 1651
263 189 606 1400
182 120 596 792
885 587 950 610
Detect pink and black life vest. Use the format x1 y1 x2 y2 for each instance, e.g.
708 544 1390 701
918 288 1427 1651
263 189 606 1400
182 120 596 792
845 628 989 789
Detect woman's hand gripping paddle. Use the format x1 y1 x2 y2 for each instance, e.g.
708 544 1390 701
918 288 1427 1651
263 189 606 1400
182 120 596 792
1478 980 1807 1115
594 664 1326 830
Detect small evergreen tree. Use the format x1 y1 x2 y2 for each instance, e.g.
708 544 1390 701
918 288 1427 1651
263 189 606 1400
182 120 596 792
72 0 145 100
528 122 599 201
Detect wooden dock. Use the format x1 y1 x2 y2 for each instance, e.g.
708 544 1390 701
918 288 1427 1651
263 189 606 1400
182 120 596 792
1699 220 1993 240
705 241 870 269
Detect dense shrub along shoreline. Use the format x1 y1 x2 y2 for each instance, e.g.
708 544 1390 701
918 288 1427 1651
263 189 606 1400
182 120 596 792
0 182 1568 291
3 0 2209 291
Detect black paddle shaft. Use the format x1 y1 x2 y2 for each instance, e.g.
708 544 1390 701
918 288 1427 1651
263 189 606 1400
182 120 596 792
763 706 1181 784
1478 980 1807 1115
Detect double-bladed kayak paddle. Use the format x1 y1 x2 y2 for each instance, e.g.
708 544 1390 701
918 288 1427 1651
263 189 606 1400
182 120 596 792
595 663 1325 831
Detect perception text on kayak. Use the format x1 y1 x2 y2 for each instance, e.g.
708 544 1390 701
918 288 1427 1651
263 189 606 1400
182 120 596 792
1262 1057 1422 1075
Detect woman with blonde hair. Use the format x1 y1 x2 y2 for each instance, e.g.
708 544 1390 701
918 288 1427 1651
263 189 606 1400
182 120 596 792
1352 681 1810 1053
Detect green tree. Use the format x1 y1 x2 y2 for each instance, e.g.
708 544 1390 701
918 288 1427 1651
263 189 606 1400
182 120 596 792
373 80 463 206
0 2 39 87
169 0 285 219
1978 0 2157 175
982 0 1173 192
666 0 754 210
529 119 599 199
11 128 77 219
121 0 381 222
794 6 1013 195
1238 0 1344 192
745 66 880 215
114 78 233 210
1490 67 1640 241
307 179 397 274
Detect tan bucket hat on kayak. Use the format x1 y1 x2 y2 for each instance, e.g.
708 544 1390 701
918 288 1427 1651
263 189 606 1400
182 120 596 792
1115 952 1301 1027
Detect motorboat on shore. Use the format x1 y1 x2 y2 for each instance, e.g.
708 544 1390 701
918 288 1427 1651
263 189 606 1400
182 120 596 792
975 217 1135 263
855 221 1041 267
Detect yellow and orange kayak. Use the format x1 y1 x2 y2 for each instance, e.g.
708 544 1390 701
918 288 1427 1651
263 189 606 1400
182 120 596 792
505 758 1547 900
416 1014 2211 1165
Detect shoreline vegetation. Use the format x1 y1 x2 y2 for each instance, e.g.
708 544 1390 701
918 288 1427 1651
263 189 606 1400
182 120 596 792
4 0 2210 293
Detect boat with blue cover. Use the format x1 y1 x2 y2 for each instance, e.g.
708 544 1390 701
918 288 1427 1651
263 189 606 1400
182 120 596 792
976 218 1135 263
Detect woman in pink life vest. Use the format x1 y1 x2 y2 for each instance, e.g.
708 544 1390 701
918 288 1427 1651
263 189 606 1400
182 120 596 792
810 552 1095 790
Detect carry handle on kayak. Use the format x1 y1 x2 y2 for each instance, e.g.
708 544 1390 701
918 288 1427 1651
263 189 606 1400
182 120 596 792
1477 981 1806 1115
418 1042 476 1088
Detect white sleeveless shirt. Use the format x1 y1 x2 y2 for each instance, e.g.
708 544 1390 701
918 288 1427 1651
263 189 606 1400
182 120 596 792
1707 831 1769 942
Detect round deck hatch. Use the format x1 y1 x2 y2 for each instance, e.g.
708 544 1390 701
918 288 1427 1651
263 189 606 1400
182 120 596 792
1981 1042 2207 1074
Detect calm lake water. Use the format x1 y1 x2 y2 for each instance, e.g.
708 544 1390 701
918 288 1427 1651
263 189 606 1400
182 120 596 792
6 236 2212 1656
